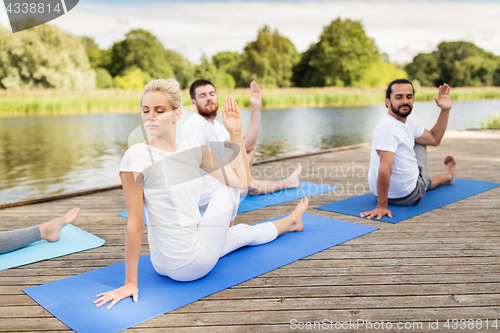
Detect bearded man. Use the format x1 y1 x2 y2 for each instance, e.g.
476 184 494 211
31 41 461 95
361 79 457 220
179 79 301 208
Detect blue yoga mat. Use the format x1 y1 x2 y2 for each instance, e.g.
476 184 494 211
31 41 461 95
24 214 377 333
0 224 105 271
315 178 500 223
117 181 339 223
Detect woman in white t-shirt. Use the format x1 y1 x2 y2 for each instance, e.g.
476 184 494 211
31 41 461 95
94 79 309 309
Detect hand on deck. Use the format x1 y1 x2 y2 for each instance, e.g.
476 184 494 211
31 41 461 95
94 283 139 309
222 96 242 134
249 81 262 110
434 83 451 112
360 206 392 220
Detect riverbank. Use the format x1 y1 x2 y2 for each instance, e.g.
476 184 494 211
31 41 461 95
2 86 500 116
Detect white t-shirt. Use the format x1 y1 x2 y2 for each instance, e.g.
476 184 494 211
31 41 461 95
179 112 230 205
119 140 204 270
367 114 425 198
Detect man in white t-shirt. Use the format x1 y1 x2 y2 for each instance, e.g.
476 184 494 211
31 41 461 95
179 79 302 207
361 79 457 220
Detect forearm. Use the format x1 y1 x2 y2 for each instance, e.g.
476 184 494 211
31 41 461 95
229 131 251 188
124 223 143 285
376 169 391 208
430 110 450 145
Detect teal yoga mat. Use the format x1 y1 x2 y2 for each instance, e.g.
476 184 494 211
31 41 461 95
0 224 105 271
117 181 339 222
24 214 377 333
315 178 500 223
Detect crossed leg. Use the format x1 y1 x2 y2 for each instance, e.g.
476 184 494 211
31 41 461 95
160 182 308 282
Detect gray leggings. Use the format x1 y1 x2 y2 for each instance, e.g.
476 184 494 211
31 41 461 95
0 226 41 255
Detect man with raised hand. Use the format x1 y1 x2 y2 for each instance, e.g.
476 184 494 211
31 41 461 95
361 79 456 220
179 79 302 207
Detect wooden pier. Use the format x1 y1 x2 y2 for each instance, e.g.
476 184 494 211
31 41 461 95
1 129 499 332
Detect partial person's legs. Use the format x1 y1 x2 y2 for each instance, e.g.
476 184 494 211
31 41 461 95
414 143 432 191
220 197 309 257
0 227 40 255
414 141 456 190
247 163 303 196
159 182 239 281
0 208 79 255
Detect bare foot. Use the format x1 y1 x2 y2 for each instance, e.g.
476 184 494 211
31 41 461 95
39 208 80 242
288 197 309 232
285 163 302 189
444 155 456 184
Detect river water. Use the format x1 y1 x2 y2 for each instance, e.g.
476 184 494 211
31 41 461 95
1 99 499 202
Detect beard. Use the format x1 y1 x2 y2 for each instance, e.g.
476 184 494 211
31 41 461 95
391 103 413 118
196 100 219 118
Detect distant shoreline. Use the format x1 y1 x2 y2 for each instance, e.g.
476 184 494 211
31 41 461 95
2 86 500 116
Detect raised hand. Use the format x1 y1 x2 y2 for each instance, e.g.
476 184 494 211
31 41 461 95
222 96 242 134
249 81 262 110
434 83 452 112
94 283 139 309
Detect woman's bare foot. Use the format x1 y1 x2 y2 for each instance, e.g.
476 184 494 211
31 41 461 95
285 163 302 189
288 197 309 232
39 208 80 242
444 155 456 184
272 197 309 235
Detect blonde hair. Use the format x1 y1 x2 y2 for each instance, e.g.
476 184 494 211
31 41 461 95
141 79 182 110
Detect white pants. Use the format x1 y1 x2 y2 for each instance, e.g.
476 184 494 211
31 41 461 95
155 182 278 282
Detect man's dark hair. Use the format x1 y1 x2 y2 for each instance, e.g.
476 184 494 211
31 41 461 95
190 79 216 100
385 79 415 104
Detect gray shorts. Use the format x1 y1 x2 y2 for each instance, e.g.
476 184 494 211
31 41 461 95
387 143 433 206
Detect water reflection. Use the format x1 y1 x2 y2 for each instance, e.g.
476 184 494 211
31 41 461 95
1 99 499 202
0 114 141 200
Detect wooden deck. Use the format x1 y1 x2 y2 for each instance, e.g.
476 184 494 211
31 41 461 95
1 129 499 332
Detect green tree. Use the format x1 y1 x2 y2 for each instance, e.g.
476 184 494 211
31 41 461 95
80 36 111 69
405 52 441 87
114 67 148 91
293 18 379 87
193 55 235 89
108 29 173 80
357 61 408 88
212 51 241 87
94 68 114 89
213 51 240 69
165 49 194 89
239 26 299 88
0 23 95 89
406 41 500 87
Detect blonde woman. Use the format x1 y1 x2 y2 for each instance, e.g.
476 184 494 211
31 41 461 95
94 79 308 309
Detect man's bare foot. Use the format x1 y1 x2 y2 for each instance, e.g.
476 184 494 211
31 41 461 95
288 197 309 232
285 163 302 189
39 208 80 242
444 155 456 184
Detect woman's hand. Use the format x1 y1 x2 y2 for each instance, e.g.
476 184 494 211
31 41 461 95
222 96 242 134
94 283 139 309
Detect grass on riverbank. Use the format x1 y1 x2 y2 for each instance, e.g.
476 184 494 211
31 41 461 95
482 113 500 129
2 86 500 116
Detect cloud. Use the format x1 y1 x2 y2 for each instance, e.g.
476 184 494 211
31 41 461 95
1 1 500 63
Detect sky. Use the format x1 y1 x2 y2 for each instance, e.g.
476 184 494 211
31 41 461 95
1 0 500 64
